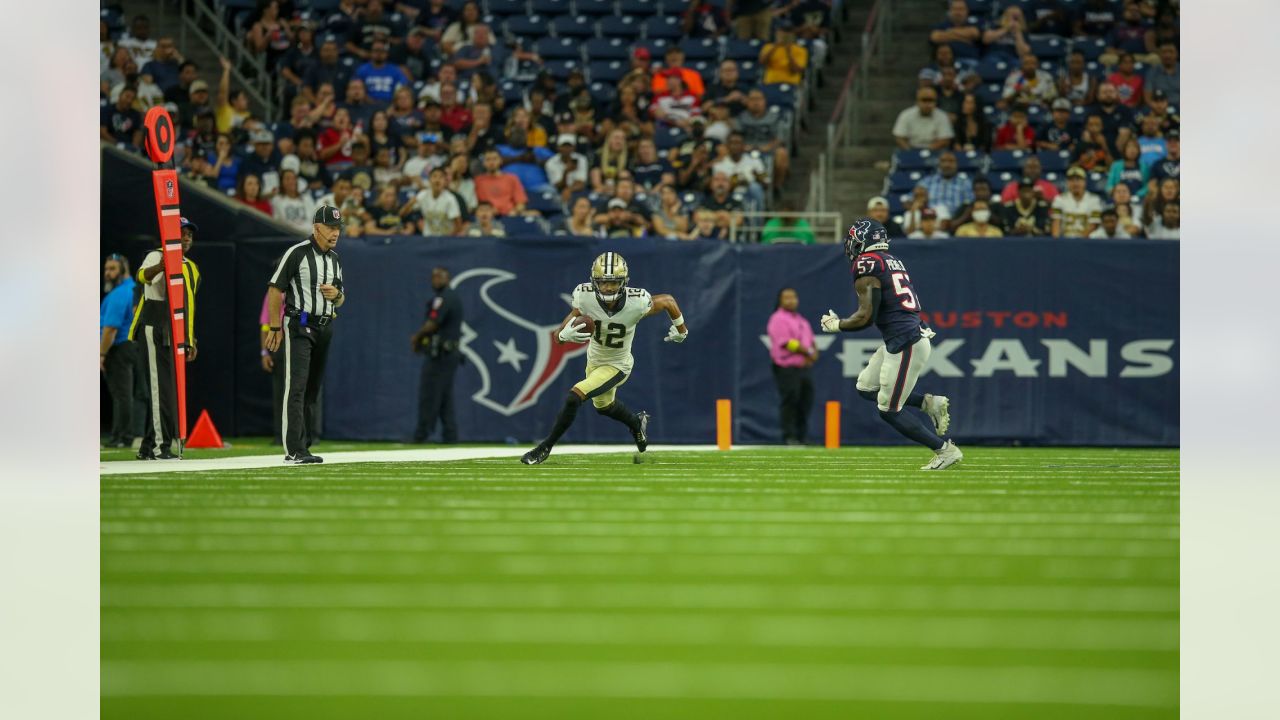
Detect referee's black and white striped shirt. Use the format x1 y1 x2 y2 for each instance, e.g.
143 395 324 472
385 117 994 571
269 236 345 316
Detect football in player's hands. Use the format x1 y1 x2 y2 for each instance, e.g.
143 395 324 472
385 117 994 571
573 316 594 336
558 315 593 343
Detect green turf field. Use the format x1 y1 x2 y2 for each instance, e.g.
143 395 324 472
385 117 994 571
101 446 1179 719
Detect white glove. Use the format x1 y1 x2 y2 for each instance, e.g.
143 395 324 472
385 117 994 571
820 309 841 333
558 318 591 343
663 325 687 343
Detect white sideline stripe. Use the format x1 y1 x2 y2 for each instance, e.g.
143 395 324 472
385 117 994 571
101 445 725 476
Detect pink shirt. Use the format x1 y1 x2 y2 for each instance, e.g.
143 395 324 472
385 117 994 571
767 307 815 368
260 292 285 328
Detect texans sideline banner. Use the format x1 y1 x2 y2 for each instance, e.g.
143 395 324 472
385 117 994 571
234 236 1177 447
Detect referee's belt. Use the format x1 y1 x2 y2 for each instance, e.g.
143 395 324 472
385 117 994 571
285 308 334 326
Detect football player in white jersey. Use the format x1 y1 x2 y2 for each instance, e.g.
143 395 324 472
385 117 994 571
521 251 689 465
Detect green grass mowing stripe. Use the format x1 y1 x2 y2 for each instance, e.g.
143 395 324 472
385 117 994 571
101 658 1176 708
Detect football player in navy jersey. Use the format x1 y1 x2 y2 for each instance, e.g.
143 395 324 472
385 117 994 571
820 219 963 470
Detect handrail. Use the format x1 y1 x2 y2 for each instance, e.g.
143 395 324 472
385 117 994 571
181 0 277 121
814 0 894 214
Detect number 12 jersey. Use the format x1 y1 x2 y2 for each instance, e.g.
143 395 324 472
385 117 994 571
853 252 929 353
571 284 653 374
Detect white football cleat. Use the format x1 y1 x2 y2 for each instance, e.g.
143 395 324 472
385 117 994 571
921 440 963 471
924 394 951 435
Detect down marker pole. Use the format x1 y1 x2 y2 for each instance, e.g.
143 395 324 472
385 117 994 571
825 401 841 449
716 399 732 450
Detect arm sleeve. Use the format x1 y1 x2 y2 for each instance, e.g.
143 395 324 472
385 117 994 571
269 246 302 290
103 292 130 330
892 110 908 138
545 158 564 186
142 250 164 284
259 294 271 326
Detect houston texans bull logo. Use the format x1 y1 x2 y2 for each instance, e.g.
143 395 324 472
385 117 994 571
451 267 588 416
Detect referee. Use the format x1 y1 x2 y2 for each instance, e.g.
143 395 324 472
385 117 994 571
264 205 346 464
129 217 201 460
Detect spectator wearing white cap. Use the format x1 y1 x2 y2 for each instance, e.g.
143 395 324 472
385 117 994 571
241 129 283 196
598 198 643 238
545 134 588 203
1051 166 1103 238
865 196 906 238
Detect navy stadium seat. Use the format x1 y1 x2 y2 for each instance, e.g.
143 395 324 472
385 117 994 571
888 194 908 215
576 0 616 15
678 37 720 61
761 83 796 109
657 0 691 15
584 37 631 60
587 80 617 103
1028 35 1067 59
598 15 641 39
643 15 683 40
954 149 984 172
527 189 564 215
723 38 762 61
1036 149 1070 172
1073 36 1106 61
990 170 1019 188
689 60 715 83
545 58 583 79
654 125 686 150
499 79 527 104
501 215 547 236
888 170 925 194
531 0 571 14
989 150 1029 171
736 60 761 84
1042 171 1063 187
552 15 596 37
486 0 527 15
1086 171 1107 195
618 0 660 17
975 83 1003 107
636 38 672 59
534 36 582 59
505 15 551 40
893 149 936 171
977 56 1012 83
587 59 628 83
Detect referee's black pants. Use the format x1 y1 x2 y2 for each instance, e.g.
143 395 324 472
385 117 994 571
138 323 177 455
415 351 460 443
281 316 333 457
772 364 814 444
103 341 135 443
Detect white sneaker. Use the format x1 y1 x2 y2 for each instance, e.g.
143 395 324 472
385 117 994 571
924 394 951 435
921 440 963 470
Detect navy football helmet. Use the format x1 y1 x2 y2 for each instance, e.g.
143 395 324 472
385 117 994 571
844 218 890 262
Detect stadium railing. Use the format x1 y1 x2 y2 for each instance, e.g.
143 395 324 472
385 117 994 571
179 0 277 120
808 0 894 218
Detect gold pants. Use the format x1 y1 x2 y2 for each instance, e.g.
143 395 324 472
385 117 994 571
573 364 629 408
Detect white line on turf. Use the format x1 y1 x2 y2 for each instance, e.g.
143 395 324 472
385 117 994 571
101 445 723 476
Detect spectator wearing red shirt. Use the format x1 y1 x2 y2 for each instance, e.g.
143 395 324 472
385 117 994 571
994 105 1035 150
652 75 701 131
438 82 472 134
473 148 528 216
235 173 273 216
999 155 1060 203
652 46 706 99
1107 53 1144 108
317 107 355 168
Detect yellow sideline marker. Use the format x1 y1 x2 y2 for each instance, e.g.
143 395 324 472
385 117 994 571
825 401 841 449
716 399 732 450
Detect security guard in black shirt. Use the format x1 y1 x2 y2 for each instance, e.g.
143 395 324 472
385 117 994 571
410 266 464 443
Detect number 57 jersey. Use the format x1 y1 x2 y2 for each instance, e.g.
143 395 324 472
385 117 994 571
853 251 930 354
572 283 654 375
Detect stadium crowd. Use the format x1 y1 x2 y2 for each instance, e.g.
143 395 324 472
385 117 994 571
882 0 1178 240
100 0 837 242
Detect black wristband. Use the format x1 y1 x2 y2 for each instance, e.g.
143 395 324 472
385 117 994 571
269 326 281 331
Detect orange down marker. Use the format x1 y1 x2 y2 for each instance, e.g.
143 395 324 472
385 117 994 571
716 399 732 450
825 401 841 449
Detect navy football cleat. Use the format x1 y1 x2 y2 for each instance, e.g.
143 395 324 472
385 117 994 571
521 445 551 465
632 411 650 453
